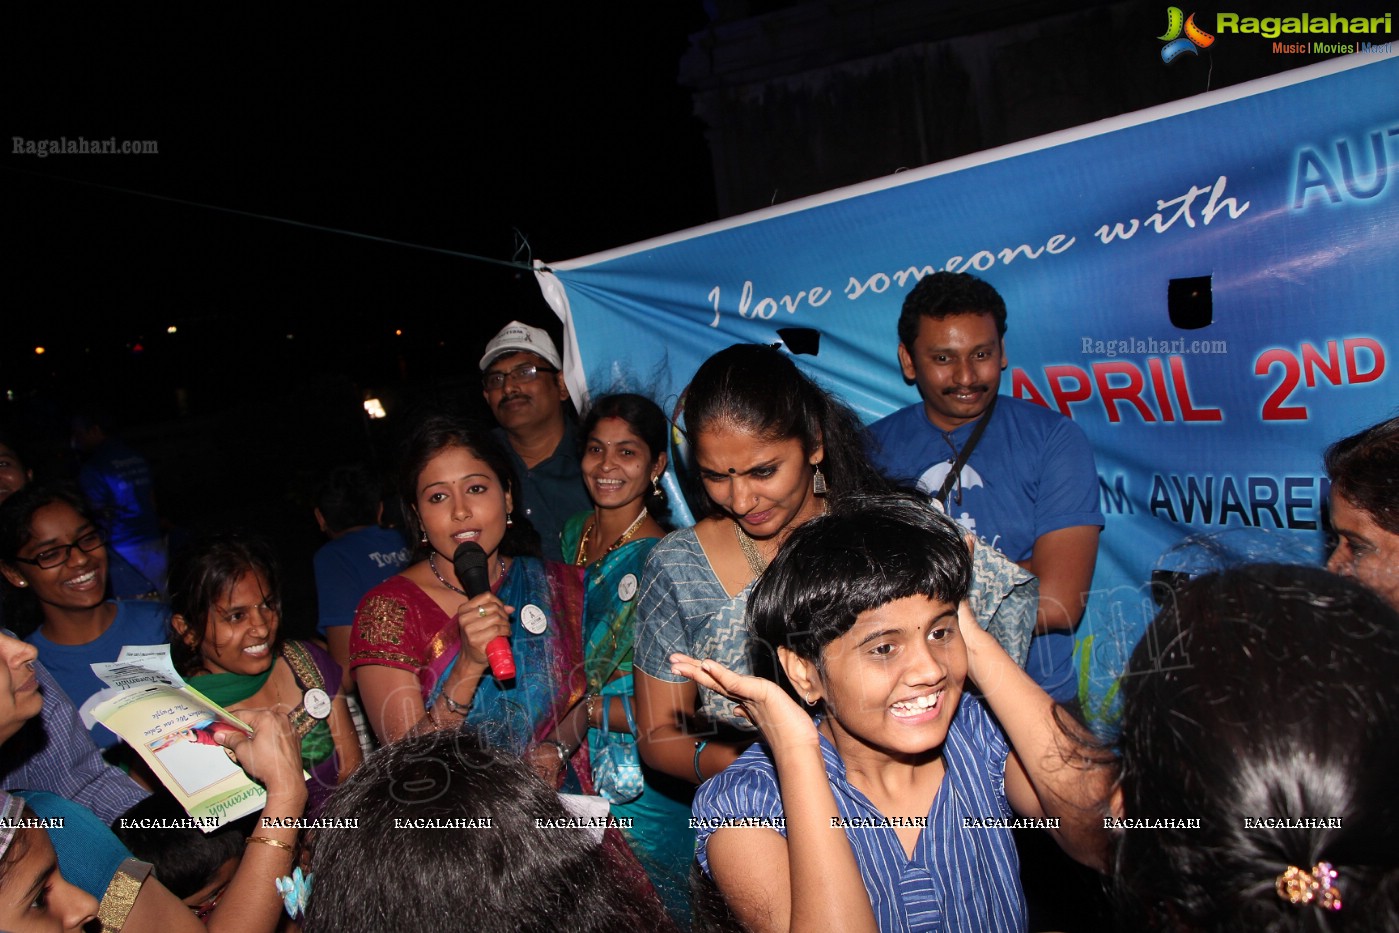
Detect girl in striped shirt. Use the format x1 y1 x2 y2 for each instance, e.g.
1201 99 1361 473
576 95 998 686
678 494 1109 933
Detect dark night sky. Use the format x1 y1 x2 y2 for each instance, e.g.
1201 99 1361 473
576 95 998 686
2 5 716 420
2 6 717 610
3 3 1388 615
5 2 1387 422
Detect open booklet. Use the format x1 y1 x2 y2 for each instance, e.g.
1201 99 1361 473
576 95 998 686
79 645 269 830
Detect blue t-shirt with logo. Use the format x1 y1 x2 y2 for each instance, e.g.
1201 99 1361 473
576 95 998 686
314 524 411 637
869 396 1102 700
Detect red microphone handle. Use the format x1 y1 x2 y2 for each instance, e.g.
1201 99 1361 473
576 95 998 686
485 636 515 680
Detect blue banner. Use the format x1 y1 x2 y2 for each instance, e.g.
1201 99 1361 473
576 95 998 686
538 52 1399 726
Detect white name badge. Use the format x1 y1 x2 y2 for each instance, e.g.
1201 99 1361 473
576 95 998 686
617 573 639 603
520 604 548 635
303 688 332 720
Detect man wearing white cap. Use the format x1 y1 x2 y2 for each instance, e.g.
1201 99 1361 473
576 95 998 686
480 321 591 561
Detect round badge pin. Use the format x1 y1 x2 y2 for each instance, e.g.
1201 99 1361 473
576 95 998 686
303 688 333 720
520 604 548 635
618 572 639 602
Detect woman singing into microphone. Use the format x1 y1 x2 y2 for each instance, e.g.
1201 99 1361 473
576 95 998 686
350 415 587 783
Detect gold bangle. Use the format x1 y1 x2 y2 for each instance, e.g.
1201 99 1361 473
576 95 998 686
246 835 295 852
98 858 151 930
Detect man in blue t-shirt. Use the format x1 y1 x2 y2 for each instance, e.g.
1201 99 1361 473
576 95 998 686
313 465 411 676
868 272 1102 701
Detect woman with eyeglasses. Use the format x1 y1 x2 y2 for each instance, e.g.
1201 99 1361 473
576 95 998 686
0 484 168 749
633 344 893 787
0 432 159 602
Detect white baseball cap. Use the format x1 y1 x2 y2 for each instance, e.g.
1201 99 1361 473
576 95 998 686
479 321 563 372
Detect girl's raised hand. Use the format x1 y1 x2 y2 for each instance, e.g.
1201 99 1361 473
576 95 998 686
670 653 819 752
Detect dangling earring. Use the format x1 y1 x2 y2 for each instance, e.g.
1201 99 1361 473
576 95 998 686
419 529 428 545
650 474 667 506
506 514 514 527
812 463 828 496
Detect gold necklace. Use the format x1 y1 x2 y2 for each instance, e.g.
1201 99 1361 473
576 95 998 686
733 520 768 576
429 552 505 596
575 508 648 566
732 499 830 577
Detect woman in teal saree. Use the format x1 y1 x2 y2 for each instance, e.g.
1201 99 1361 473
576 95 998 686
555 395 696 927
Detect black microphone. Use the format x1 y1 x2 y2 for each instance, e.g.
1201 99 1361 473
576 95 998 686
454 542 514 680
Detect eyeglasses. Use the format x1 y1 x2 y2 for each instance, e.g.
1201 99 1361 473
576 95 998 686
482 363 558 391
10 531 105 569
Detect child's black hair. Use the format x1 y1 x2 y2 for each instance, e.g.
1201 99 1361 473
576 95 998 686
747 492 971 698
113 791 253 900
304 729 674 933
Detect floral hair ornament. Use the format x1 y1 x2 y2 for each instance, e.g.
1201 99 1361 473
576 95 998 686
1275 861 1342 912
274 867 313 920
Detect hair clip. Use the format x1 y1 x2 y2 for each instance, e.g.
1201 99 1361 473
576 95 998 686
1275 861 1341 912
275 867 313 920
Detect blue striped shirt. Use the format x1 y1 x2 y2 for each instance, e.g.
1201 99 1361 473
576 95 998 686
694 692 1026 933
1 658 148 823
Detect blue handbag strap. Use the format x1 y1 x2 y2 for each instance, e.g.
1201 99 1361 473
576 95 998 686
621 694 637 734
599 695 638 739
